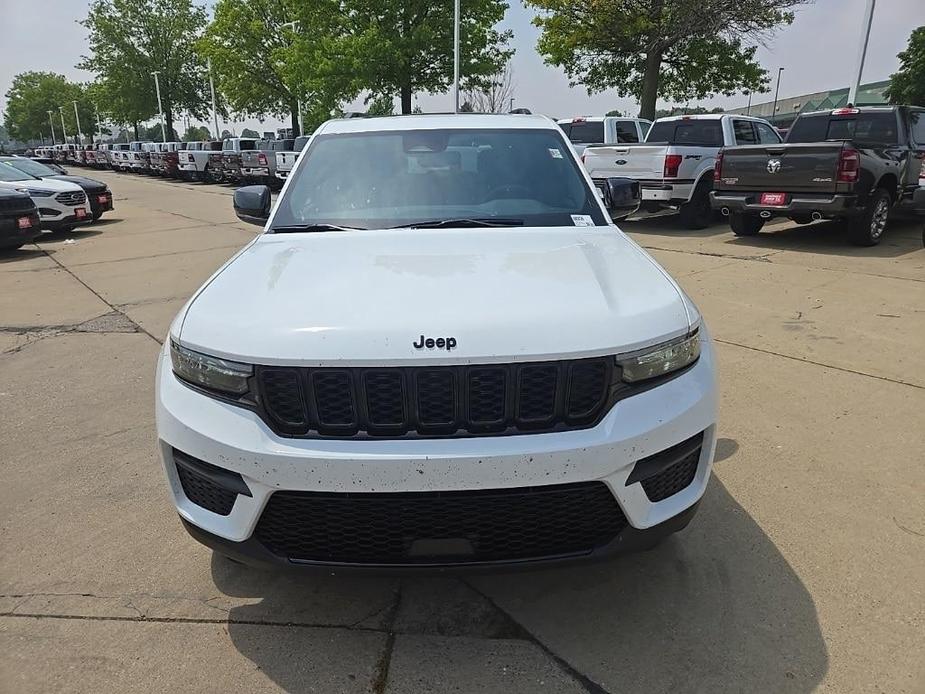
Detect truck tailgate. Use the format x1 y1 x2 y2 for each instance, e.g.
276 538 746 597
718 143 844 194
582 144 667 181
276 152 298 171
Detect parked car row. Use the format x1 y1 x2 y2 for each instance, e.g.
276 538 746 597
33 136 311 189
0 156 114 250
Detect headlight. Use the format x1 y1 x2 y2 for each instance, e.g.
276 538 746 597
170 341 252 395
618 331 700 383
27 189 55 197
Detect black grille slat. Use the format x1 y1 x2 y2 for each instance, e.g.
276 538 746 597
54 191 87 206
254 482 628 565
257 357 611 439
641 449 700 502
176 463 237 516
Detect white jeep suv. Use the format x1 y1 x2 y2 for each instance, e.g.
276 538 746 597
155 114 717 570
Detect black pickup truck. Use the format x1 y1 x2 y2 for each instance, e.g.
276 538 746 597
711 106 925 245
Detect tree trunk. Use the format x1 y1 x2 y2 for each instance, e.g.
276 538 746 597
290 103 301 138
638 51 662 121
165 108 174 142
133 122 139 140
400 83 413 115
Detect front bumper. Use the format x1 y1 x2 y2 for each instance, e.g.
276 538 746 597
241 167 270 178
155 336 718 568
711 191 862 217
0 213 42 247
88 191 114 217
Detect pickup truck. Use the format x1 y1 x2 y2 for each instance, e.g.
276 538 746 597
711 106 925 245
127 141 152 173
274 134 310 183
219 138 258 183
178 141 223 182
583 114 781 229
557 116 652 156
241 139 293 187
108 143 131 171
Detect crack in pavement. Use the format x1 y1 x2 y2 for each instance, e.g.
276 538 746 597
0 312 145 354
714 337 924 389
370 583 403 694
64 242 247 269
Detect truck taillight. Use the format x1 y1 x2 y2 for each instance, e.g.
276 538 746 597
258 153 267 165
664 154 682 178
713 150 724 182
837 147 860 183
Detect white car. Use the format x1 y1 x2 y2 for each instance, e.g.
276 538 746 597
557 116 653 156
0 162 91 231
155 114 717 570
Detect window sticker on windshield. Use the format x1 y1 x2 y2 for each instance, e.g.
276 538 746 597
548 148 563 159
571 214 595 227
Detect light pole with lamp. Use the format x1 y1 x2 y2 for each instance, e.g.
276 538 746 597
453 0 460 112
47 110 57 145
280 21 304 136
771 67 784 125
151 71 167 142
72 101 84 144
207 58 221 140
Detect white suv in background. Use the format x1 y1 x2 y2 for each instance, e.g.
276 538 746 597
0 162 90 231
156 114 717 570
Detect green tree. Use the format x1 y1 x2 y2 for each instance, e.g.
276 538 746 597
182 125 212 141
526 0 805 120
80 0 209 137
241 128 261 138
886 26 925 106
199 0 352 137
3 72 96 143
365 94 396 116
605 109 624 117
654 105 726 118
337 0 513 114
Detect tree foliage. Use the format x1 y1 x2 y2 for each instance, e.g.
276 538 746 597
365 94 396 116
465 62 515 112
654 105 726 118
182 125 212 141
3 72 97 143
80 0 209 136
526 0 807 119
336 0 513 113
886 26 925 106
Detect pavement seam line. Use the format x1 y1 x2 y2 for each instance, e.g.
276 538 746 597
66 242 247 268
370 583 403 694
463 580 611 694
35 248 164 346
713 337 925 389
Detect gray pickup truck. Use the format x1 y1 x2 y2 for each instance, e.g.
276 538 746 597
241 139 294 188
711 105 925 245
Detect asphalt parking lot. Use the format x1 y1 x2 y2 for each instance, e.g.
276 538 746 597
1 170 923 693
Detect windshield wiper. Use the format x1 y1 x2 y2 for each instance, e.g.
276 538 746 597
391 217 524 229
271 223 366 233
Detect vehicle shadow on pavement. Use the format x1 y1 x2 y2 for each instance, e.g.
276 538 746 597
725 218 923 258
211 477 826 693
0 247 48 262
621 215 731 238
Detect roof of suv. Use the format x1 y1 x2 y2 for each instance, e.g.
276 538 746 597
319 113 554 135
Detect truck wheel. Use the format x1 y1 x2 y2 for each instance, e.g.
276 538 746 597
847 188 890 246
678 181 713 229
729 212 764 236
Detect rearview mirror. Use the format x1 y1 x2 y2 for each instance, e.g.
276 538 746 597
233 185 271 226
602 177 640 221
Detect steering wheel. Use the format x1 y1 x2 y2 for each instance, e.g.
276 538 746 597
486 184 534 200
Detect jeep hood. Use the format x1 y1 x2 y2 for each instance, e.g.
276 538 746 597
177 228 691 365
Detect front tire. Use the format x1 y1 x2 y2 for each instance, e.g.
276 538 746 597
847 188 890 246
729 212 764 236
678 181 713 229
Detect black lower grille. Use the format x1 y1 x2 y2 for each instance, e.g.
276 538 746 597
0 195 35 213
256 357 612 439
254 482 627 565
174 452 243 515
641 448 700 502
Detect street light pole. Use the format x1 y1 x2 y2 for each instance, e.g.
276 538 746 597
48 110 57 145
72 101 84 144
58 106 69 144
848 0 876 105
95 104 103 140
207 58 220 140
746 91 753 116
453 0 460 113
151 71 167 142
771 67 785 125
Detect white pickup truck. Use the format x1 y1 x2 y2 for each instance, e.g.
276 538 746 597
557 116 652 156
582 114 781 228
274 134 310 183
177 140 224 182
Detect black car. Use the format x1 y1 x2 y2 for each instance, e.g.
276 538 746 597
0 188 41 251
1 157 114 221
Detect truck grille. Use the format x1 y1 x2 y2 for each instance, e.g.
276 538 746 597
254 482 628 565
256 358 613 438
54 191 87 206
0 196 36 213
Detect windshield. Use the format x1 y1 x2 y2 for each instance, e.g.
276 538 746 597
3 158 56 177
0 162 34 182
272 128 607 230
787 112 898 145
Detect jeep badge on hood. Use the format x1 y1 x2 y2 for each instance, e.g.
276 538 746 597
414 335 457 351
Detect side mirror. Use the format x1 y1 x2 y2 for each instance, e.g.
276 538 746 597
602 177 640 221
233 185 271 226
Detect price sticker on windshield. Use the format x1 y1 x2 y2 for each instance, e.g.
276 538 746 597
571 215 595 227
548 148 563 159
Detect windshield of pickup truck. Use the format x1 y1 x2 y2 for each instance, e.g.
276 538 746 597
646 119 724 146
273 128 607 230
787 112 898 145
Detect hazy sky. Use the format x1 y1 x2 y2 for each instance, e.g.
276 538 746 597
1 0 922 134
